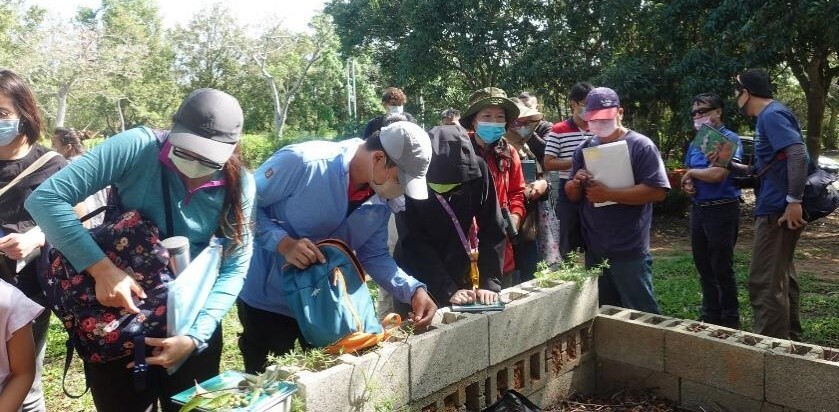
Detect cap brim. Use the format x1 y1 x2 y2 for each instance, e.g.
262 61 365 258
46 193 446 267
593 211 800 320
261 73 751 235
399 169 428 200
584 107 618 121
169 124 236 165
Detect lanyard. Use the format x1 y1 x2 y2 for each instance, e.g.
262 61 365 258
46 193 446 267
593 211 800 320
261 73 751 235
435 193 480 289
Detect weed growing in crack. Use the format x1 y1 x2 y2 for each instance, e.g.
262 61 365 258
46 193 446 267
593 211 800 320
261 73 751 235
533 252 606 289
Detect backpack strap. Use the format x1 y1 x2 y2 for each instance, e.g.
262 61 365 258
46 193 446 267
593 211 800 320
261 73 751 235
60 338 89 398
0 151 60 199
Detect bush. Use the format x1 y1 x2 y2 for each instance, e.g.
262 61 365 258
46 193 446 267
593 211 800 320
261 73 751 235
239 133 279 169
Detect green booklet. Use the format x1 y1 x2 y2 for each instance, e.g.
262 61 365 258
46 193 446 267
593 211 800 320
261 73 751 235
692 124 737 168
171 370 297 412
451 299 505 313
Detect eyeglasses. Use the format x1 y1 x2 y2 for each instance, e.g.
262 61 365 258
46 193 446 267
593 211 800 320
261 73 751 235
511 119 539 128
171 146 224 170
690 107 718 117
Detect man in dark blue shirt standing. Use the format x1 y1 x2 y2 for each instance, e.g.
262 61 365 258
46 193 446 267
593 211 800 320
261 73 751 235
730 69 808 340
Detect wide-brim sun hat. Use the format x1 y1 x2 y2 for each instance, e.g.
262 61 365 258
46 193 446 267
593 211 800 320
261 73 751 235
459 87 520 129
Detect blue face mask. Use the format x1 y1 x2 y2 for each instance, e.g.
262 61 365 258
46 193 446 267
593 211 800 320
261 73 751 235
476 121 506 144
0 118 20 147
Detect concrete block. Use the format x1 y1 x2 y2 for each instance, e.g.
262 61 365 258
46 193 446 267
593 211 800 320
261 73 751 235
488 279 598 365
761 403 785 412
594 312 678 371
295 363 355 412
680 378 763 412
595 359 680 402
765 346 839 412
665 322 764 399
538 356 595 407
408 312 489 400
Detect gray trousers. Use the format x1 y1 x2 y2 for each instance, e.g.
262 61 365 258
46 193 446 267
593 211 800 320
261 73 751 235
748 215 803 340
22 309 49 412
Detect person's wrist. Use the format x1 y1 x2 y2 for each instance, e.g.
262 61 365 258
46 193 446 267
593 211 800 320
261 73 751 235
786 196 803 204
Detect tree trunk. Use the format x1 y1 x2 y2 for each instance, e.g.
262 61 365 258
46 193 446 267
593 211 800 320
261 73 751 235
826 105 838 150
804 73 827 159
55 83 70 128
116 98 126 132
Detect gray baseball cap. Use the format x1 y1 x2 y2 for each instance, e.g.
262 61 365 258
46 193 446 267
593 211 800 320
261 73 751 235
169 88 243 165
379 121 432 200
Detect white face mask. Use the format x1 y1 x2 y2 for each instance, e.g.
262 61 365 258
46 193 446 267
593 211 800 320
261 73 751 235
386 105 404 114
168 147 219 178
515 125 534 138
587 119 618 138
693 115 712 131
369 159 404 199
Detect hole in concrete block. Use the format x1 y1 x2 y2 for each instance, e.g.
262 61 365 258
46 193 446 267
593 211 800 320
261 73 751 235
628 312 644 320
771 341 783 349
501 291 526 302
601 307 622 316
565 335 578 361
421 404 437 412
789 344 813 356
709 329 734 339
443 392 459 409
466 382 480 411
685 323 709 332
664 320 682 328
442 312 467 325
738 335 763 346
484 378 491 406
529 352 541 382
823 349 839 362
549 342 563 375
496 369 509 400
513 361 525 389
411 325 438 335
643 316 666 325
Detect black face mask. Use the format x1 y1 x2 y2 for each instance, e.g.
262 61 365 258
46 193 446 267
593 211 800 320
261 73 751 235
735 90 750 117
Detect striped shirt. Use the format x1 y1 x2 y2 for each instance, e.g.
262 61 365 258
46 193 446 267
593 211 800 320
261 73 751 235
545 118 590 179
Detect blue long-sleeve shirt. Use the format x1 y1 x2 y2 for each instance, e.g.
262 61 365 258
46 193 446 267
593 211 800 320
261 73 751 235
238 138 425 316
25 127 255 346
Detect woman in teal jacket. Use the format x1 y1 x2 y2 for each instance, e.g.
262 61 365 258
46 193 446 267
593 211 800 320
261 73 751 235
25 89 255 412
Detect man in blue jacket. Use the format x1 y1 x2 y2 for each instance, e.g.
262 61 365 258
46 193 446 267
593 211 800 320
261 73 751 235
238 121 438 373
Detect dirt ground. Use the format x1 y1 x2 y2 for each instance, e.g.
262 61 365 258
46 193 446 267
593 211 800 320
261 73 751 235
650 189 839 282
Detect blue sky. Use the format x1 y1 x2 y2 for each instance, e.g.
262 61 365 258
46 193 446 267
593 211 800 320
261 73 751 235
27 0 326 33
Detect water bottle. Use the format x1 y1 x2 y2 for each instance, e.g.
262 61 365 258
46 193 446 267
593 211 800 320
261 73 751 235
161 236 190 276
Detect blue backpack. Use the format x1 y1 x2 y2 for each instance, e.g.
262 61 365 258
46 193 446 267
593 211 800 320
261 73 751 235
281 239 399 354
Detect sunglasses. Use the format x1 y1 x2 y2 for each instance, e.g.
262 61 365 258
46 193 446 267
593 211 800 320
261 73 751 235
172 146 224 170
690 107 718 117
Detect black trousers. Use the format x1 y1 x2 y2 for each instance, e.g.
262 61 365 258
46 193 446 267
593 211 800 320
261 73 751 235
237 299 310 374
85 327 223 412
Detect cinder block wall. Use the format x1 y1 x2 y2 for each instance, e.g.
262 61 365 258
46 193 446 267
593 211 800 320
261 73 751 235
279 284 839 411
595 306 839 412
281 278 600 411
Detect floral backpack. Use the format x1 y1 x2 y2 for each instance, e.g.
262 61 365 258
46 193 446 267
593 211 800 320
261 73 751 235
39 207 173 395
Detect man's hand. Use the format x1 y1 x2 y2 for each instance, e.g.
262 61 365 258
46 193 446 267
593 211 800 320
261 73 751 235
408 287 437 327
0 229 45 260
449 289 475 305
277 236 326 269
572 169 592 186
681 172 696 196
475 289 498 304
778 202 807 230
584 180 612 204
526 179 549 201
127 336 196 369
87 257 146 314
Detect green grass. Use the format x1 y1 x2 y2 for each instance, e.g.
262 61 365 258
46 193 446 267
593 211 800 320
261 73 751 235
652 249 839 347
43 306 245 411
